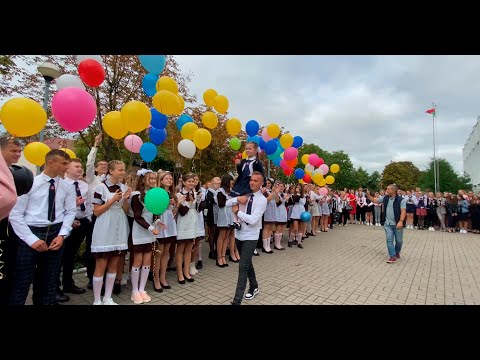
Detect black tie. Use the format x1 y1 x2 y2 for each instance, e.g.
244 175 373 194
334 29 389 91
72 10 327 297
48 179 56 222
246 194 254 215
74 181 86 212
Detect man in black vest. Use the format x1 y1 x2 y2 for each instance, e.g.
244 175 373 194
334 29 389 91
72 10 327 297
366 184 406 264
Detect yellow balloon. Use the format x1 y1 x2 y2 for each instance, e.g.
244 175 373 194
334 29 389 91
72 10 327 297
242 150 247 159
330 164 340 173
301 154 310 165
203 89 218 107
312 173 324 185
226 118 241 136
156 76 179 94
325 175 335 185
121 101 151 133
318 179 327 187
213 95 229 114
59 148 76 159
193 128 212 150
176 94 185 114
24 142 50 166
0 98 47 137
299 179 305 185
152 90 181 115
305 170 312 176
267 123 280 138
202 111 218 129
102 111 128 139
181 122 198 140
280 133 293 149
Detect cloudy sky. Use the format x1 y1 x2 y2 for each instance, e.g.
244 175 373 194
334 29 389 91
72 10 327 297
176 55 480 174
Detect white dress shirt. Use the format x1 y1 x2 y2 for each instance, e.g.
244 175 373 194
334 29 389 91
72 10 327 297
86 147 105 193
226 190 267 241
64 176 93 220
9 173 77 246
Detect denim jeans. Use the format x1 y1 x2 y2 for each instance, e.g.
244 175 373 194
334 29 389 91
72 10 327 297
384 225 403 257
232 239 258 305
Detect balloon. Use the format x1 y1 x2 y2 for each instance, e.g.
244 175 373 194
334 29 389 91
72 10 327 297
213 95 229 114
177 94 185 114
156 76 179 94
226 118 241 136
140 142 158 162
313 173 324 185
285 158 298 168
51 88 96 132
280 159 289 171
294 168 305 180
144 187 170 215
273 157 281 167
299 179 305 185
124 134 143 153
138 55 166 75
202 111 218 129
300 211 311 223
284 147 298 161
176 114 193 131
78 59 105 87
150 108 167 129
308 154 319 166
59 148 76 159
305 163 314 173
180 122 198 140
152 90 181 115
262 128 272 142
102 111 128 139
0 98 47 137
56 74 85 91
331 164 340 173
258 137 266 150
142 73 158 97
121 101 151 133
242 151 247 159
284 168 294 177
319 187 328 196
178 139 196 158
245 120 259 137
280 133 294 149
318 179 327 187
229 137 241 151
193 128 212 150
292 136 303 148
265 140 277 155
313 158 324 167
325 175 335 185
76 55 103 66
150 127 167 145
203 89 218 107
267 123 280 138
24 142 50 166
303 174 311 183
301 154 310 165
319 164 329 175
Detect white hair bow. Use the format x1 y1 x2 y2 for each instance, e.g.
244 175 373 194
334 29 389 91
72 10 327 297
137 169 153 176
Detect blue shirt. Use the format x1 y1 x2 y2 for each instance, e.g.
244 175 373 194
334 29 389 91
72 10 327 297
378 196 406 226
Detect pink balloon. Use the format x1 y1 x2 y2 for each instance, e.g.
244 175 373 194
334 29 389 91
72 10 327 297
319 187 328 196
280 159 289 170
308 154 319 166
51 87 97 132
262 128 272 142
124 134 143 153
315 157 324 167
319 164 329 175
284 147 298 161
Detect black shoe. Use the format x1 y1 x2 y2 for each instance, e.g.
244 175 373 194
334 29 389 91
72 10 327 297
288 241 292 248
161 282 171 290
196 260 203 269
184 276 195 283
253 251 260 256
274 246 285 251
56 292 70 303
87 280 93 290
153 285 163 293
113 282 121 295
298 243 304 249
63 284 86 295
262 248 274 254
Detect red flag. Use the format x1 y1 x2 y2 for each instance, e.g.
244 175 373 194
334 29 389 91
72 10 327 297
425 108 436 114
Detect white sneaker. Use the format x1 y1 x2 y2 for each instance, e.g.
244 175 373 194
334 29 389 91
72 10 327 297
102 298 118 305
93 300 103 305
189 263 198 276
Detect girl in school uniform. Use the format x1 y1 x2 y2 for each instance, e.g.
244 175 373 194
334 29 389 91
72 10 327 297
426 192 438 231
458 194 470 233
365 195 374 225
416 191 428 230
405 190 418 229
309 185 321 234
319 190 330 232
286 185 295 245
190 175 206 275
469 196 480 234
91 160 131 305
274 181 288 250
289 184 306 249
356 192 366 225
435 192 447 231
261 178 277 253
347 189 356 224
214 175 234 267
446 194 458 233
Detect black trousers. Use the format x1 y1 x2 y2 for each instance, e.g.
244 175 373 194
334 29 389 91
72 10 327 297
232 239 258 305
0 219 16 305
83 215 96 281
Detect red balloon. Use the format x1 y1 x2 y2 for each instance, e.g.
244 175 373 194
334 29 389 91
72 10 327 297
303 174 312 183
315 157 324 167
284 167 294 177
78 59 105 87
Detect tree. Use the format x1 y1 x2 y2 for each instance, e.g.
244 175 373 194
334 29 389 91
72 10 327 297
419 158 472 193
367 170 381 192
352 167 370 189
381 161 421 191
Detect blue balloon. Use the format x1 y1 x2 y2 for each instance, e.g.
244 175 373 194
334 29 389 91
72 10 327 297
258 137 265 150
245 120 260 137
138 55 166 75
150 108 167 129
273 157 281 167
265 140 278 155
150 127 167 145
142 73 158 97
176 114 193 131
294 168 305 179
300 211 311 223
292 136 303 148
140 142 158 162
252 135 260 144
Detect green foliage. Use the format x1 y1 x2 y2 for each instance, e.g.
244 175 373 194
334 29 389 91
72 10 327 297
381 161 421 191
419 158 472 193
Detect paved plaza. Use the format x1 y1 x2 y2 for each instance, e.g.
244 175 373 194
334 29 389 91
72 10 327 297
29 225 480 305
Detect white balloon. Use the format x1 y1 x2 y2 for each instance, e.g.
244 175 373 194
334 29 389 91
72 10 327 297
76 55 104 66
178 139 196 159
56 74 85 91
305 164 314 173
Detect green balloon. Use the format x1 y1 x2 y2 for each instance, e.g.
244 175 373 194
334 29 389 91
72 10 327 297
144 187 170 215
230 137 241 151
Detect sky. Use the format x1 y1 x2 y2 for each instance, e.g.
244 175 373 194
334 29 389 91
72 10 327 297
175 55 480 174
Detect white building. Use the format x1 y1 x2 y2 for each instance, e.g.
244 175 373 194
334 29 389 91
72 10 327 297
463 116 480 193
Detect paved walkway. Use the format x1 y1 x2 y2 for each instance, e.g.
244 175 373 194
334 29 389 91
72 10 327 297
34 225 480 305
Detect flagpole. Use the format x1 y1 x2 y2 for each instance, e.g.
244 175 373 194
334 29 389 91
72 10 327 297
433 103 439 192
432 103 438 194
